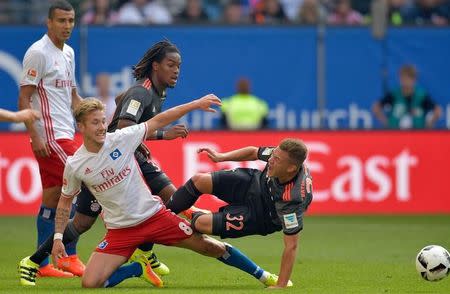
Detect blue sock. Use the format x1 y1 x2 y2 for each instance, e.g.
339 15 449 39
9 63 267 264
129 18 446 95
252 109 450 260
104 262 142 288
36 205 56 267
65 203 78 256
217 243 265 280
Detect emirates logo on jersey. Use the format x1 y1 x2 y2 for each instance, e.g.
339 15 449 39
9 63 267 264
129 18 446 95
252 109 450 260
92 166 131 193
55 79 74 88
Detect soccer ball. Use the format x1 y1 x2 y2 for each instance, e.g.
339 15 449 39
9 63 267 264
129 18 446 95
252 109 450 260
416 245 450 281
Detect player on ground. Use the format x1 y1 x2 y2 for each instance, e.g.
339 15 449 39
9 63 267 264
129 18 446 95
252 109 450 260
0 109 40 123
165 139 313 289
17 0 84 277
18 40 195 278
19 97 287 288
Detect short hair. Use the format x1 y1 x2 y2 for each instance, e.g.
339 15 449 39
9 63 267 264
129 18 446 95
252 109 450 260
74 98 105 123
399 64 417 79
133 40 180 80
236 78 250 94
279 138 308 168
48 0 74 19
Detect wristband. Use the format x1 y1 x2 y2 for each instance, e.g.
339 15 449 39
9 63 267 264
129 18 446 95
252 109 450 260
156 130 164 140
53 233 63 240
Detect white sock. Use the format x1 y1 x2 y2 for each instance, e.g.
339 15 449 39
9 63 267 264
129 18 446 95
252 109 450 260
259 271 270 282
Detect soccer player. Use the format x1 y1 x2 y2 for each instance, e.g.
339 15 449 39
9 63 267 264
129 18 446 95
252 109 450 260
17 0 84 277
20 96 285 288
165 139 313 289
0 109 40 123
73 40 190 272
19 40 195 278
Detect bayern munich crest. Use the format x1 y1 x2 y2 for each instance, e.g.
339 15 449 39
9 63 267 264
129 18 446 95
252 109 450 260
90 202 101 212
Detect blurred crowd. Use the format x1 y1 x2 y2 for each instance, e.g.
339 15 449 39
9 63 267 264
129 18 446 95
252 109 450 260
0 0 448 26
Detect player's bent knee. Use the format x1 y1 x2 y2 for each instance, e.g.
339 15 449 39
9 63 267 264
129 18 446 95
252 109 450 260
192 214 212 234
42 187 62 208
190 173 212 193
81 275 104 288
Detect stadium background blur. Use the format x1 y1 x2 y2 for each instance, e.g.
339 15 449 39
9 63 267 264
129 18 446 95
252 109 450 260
0 0 449 293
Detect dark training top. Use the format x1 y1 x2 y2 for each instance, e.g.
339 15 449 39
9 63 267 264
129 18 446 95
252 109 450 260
107 78 166 161
108 78 166 132
250 147 313 235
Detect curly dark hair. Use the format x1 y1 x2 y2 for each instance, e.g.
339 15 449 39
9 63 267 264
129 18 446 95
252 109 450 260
133 40 180 80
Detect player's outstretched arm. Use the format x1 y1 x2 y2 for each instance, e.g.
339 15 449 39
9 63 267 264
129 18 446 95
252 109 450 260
51 195 74 265
144 94 221 140
0 108 40 123
271 233 299 289
198 146 259 162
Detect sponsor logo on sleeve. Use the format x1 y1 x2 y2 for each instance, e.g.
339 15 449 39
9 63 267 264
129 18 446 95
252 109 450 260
126 99 141 116
109 148 122 160
283 213 299 229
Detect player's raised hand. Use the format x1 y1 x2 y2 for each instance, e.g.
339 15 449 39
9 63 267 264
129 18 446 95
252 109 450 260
194 94 222 112
198 147 225 162
164 124 189 139
13 109 41 123
51 239 68 267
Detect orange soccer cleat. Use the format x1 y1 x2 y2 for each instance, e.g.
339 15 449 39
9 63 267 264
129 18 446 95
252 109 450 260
57 255 85 277
136 253 164 288
181 206 211 220
37 264 74 278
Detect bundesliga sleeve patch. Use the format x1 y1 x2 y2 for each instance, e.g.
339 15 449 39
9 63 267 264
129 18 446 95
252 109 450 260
262 148 274 156
283 213 299 229
27 68 37 80
126 99 141 116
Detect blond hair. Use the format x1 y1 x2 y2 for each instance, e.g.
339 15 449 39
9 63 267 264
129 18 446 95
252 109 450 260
74 97 105 123
279 138 308 167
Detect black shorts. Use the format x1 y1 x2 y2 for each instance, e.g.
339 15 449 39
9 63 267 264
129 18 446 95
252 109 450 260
212 205 260 238
75 185 102 218
210 168 279 238
76 160 172 217
211 168 257 204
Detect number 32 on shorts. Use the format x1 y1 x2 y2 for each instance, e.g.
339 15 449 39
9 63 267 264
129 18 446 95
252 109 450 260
179 222 193 235
225 213 244 231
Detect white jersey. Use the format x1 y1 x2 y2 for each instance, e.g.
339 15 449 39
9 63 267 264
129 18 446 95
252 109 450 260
62 123 162 229
20 34 77 141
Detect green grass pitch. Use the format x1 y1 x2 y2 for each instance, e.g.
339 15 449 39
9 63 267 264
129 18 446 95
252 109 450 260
1 215 449 293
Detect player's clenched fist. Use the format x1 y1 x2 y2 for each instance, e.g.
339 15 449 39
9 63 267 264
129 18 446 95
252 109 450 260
165 124 189 140
194 94 222 112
